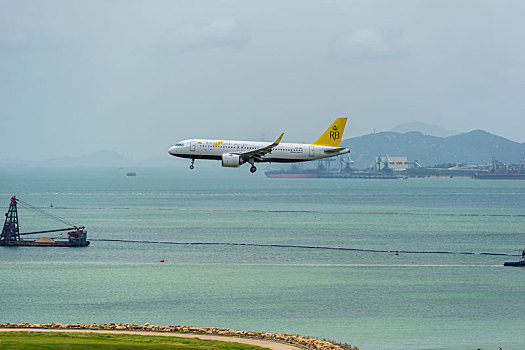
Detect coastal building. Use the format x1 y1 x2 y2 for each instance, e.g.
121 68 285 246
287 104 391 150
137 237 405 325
375 156 410 171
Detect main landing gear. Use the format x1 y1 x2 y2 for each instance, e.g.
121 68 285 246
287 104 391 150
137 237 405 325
189 159 195 170
248 157 257 173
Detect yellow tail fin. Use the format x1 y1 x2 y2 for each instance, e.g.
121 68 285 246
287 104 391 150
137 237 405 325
311 117 348 147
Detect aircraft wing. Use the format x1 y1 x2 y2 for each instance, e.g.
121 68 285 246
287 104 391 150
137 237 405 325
239 133 285 158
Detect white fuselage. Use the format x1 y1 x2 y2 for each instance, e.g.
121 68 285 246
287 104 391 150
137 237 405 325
168 139 349 163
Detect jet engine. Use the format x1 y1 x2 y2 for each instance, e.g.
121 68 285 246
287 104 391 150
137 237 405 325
221 153 244 167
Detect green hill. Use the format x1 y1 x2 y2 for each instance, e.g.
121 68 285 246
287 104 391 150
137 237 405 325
341 130 525 169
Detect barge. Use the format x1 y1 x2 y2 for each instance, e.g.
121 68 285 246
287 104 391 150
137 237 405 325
1 196 89 247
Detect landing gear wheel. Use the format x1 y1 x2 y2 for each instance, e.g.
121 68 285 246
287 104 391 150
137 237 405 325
250 166 257 173
190 159 195 170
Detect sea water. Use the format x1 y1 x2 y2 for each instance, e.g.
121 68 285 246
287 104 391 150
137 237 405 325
1 167 524 350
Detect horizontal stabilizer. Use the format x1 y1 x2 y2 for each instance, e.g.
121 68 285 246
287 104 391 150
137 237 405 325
324 147 348 154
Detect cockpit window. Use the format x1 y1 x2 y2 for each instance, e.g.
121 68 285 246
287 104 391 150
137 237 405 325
175 143 183 147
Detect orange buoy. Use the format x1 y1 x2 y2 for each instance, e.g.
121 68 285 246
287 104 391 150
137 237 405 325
160 259 165 262
395 251 399 255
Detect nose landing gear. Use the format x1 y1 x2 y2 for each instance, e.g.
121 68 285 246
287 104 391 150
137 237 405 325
189 159 195 170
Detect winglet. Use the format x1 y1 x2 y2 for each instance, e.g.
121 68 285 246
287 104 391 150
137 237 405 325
311 117 348 147
271 133 285 147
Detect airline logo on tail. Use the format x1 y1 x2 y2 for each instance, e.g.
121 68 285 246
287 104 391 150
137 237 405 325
311 117 347 147
330 125 340 141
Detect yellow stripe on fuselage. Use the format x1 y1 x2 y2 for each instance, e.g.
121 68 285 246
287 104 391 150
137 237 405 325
212 141 225 147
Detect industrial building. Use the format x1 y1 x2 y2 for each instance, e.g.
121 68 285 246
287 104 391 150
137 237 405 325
375 156 410 171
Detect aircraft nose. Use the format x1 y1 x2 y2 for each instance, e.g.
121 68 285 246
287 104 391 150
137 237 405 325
168 146 177 155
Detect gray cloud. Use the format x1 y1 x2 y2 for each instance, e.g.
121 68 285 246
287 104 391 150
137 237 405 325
0 1 524 161
158 17 249 54
0 27 61 56
330 28 398 61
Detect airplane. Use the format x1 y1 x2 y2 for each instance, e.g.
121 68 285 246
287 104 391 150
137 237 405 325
168 116 350 173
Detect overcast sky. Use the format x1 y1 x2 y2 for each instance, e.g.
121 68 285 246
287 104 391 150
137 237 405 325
1 0 524 161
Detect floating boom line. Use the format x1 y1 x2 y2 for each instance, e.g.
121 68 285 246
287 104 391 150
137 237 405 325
89 239 520 257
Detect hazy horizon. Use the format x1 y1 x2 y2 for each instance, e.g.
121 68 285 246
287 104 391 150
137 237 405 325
2 1 524 161
2 125 522 167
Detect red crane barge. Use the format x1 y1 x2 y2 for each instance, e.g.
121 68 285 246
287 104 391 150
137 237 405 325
1 196 89 247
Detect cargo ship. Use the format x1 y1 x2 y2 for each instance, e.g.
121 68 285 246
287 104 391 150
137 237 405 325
319 171 404 179
473 172 525 180
264 169 319 178
265 168 403 179
474 158 525 180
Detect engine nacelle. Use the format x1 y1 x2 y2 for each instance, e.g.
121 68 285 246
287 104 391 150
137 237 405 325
221 153 244 167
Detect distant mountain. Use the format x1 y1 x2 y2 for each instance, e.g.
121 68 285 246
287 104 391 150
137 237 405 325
342 130 525 169
136 155 175 167
3 131 523 169
389 122 460 137
0 149 183 168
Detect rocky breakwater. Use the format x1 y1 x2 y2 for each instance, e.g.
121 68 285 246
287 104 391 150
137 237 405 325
0 322 357 350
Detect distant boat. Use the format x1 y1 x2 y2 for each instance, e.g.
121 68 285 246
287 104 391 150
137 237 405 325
126 172 137 177
504 250 525 267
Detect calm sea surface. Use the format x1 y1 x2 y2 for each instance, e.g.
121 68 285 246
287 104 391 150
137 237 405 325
1 167 524 349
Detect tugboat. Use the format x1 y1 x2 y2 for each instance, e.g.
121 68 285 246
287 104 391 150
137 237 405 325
504 250 525 267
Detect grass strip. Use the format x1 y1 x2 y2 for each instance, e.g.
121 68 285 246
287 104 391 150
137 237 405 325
0 331 269 350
